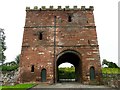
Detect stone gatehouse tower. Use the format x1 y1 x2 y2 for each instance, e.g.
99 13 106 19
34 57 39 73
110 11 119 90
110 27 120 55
19 6 102 84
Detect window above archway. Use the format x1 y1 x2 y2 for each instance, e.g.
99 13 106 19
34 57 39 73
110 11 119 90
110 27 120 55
67 13 73 22
38 32 43 40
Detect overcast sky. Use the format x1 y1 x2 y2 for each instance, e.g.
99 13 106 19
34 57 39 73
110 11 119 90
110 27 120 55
0 0 119 66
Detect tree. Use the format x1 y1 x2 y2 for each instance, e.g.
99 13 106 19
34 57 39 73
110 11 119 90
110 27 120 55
102 59 119 68
102 59 109 66
108 62 119 68
0 28 6 65
15 54 20 64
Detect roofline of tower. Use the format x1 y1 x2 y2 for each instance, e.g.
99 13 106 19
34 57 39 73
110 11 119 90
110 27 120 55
26 6 94 11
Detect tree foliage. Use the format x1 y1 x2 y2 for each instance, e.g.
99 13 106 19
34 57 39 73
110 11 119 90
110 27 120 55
15 54 20 64
58 67 75 79
0 64 18 71
0 54 20 71
0 60 18 71
102 59 119 68
0 28 6 64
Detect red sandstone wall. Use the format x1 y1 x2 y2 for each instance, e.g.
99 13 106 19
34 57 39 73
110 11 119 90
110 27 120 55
19 6 101 84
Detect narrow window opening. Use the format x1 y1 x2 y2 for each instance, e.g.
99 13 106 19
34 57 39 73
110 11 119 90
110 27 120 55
39 32 42 40
31 65 34 72
87 21 89 23
68 15 72 22
88 40 90 45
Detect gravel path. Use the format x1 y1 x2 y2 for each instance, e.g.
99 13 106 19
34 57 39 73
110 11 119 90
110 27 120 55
29 82 118 90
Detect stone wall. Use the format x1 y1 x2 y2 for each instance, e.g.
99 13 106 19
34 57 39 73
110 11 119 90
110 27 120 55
0 70 19 86
102 74 120 88
102 80 120 88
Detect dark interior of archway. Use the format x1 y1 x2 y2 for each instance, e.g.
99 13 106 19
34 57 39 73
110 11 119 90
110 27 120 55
57 52 82 83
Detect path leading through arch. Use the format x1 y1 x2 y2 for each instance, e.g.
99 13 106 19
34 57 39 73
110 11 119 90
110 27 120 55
30 82 117 89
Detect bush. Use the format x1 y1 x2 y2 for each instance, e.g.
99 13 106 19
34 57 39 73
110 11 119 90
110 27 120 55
102 68 120 74
58 67 75 79
0 65 18 71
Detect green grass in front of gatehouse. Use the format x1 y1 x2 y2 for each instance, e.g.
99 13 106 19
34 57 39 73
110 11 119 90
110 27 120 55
0 83 37 90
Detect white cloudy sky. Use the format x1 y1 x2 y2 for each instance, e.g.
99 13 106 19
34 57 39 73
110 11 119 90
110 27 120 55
0 0 119 66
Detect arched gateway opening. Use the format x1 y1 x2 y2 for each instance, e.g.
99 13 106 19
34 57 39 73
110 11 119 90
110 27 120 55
57 50 82 83
58 63 75 82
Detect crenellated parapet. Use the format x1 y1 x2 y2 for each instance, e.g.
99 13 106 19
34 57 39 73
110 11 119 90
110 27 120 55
26 6 94 11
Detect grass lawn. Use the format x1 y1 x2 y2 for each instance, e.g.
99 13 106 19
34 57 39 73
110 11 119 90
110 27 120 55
0 83 36 90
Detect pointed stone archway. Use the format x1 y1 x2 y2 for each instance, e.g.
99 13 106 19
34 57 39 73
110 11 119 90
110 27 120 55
56 50 82 83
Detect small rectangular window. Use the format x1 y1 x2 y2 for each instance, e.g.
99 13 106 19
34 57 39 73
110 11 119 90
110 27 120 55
68 15 72 22
39 32 42 40
88 40 90 45
31 65 34 72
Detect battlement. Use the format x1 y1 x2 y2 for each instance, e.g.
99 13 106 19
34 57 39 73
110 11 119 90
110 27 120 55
26 6 94 11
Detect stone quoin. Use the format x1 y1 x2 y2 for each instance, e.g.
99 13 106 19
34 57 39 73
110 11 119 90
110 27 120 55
18 6 102 84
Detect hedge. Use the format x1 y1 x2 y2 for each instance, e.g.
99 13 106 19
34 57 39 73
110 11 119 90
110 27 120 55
0 65 18 71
